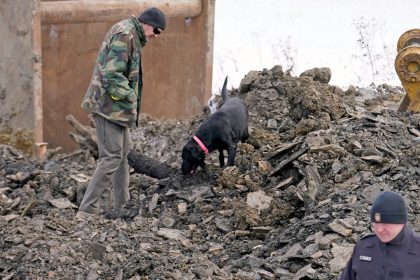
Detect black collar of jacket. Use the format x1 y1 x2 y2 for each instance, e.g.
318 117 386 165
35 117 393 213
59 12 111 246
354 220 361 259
387 224 408 245
131 16 147 47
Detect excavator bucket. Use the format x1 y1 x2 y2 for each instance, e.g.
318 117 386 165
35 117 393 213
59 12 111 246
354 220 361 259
395 29 420 113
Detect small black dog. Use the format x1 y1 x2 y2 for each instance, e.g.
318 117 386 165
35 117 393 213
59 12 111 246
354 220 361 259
181 76 249 174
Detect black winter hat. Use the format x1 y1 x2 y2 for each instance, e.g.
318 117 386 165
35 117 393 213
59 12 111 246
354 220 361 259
370 191 407 224
138 7 166 30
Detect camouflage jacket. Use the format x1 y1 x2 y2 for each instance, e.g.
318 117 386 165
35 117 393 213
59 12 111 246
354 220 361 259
81 16 147 128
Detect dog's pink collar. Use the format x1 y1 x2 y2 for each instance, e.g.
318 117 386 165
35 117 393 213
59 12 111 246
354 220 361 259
193 136 209 156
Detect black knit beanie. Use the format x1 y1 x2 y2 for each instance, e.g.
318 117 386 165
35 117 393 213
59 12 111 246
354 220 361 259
138 7 166 30
370 191 407 224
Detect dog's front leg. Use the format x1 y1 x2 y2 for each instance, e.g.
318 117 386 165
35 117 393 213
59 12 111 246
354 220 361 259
199 161 207 173
218 148 225 167
226 144 237 166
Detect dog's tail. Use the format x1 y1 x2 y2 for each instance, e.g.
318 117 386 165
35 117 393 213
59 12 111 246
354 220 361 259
221 76 228 101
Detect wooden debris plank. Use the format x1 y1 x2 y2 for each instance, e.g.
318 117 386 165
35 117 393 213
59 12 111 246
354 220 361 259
269 146 309 177
265 141 303 160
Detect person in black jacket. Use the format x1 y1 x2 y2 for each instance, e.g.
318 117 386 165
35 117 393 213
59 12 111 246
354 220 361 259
340 191 420 280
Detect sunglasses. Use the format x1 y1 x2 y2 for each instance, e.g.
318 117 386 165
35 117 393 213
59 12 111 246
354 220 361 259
153 27 161 35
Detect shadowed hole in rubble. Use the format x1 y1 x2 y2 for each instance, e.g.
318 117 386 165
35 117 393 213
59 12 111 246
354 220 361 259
286 258 316 274
277 166 305 218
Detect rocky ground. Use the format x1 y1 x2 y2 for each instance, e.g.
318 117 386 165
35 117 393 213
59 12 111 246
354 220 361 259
1 65 420 280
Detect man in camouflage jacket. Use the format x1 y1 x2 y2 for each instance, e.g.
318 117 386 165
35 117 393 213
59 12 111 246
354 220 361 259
77 7 166 219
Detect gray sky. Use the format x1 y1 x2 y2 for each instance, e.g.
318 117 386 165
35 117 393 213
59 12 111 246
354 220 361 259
213 0 419 91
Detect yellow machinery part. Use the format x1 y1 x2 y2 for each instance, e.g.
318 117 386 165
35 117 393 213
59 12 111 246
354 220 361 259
395 29 420 112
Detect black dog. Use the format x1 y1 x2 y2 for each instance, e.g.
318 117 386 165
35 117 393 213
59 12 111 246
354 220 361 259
181 76 249 174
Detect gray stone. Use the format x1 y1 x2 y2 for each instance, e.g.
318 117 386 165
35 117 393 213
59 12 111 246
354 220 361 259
299 67 332 84
256 268 275 280
328 220 352 237
235 269 261 280
267 119 277 129
294 264 318 279
361 184 390 202
239 70 260 93
157 228 185 241
319 233 342 249
247 191 273 212
214 217 232 233
329 243 354 273
89 242 106 261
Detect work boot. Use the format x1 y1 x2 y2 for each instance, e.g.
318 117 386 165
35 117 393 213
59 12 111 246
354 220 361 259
75 210 96 220
104 206 139 220
104 207 128 220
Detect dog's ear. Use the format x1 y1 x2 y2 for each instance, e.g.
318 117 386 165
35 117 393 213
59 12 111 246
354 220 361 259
190 143 205 162
182 140 205 161
221 76 228 101
181 143 195 174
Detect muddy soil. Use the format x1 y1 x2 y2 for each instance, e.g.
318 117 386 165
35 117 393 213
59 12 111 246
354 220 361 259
1 65 420 280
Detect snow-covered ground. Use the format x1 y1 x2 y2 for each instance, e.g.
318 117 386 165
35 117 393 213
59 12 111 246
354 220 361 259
212 0 419 92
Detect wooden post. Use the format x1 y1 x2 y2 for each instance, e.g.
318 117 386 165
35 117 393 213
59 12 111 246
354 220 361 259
0 0 44 156
33 0 45 157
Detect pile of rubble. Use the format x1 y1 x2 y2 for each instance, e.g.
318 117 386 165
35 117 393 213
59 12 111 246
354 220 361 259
1 65 420 280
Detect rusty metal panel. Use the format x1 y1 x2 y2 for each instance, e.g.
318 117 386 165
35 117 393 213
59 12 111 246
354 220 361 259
141 0 215 119
41 22 110 152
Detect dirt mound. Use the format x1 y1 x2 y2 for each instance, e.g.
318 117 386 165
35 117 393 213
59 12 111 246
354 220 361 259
1 65 420 279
